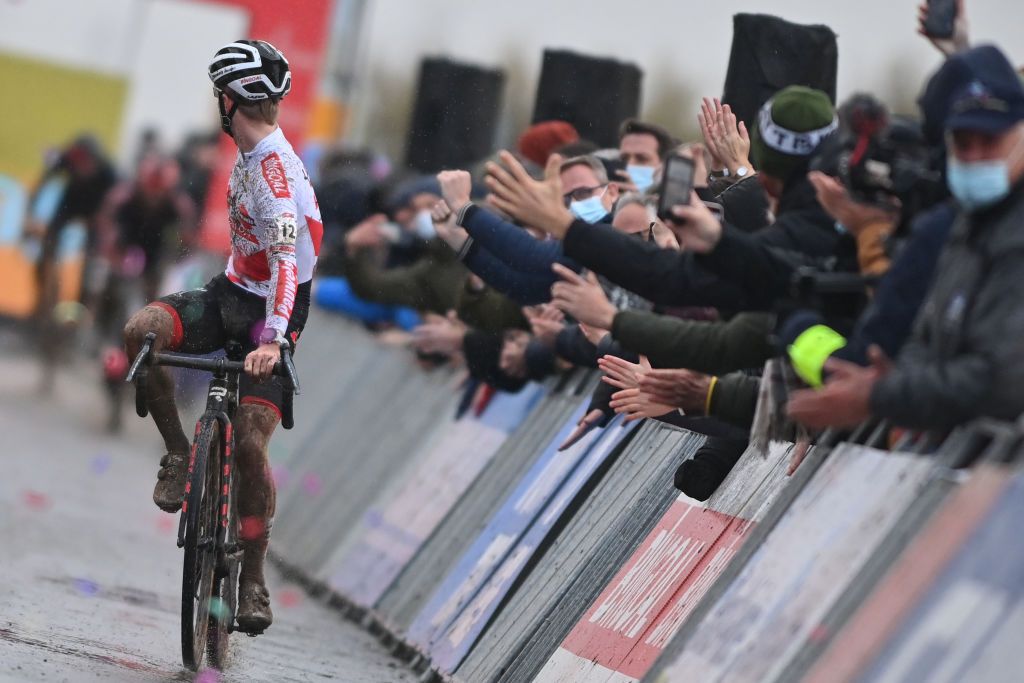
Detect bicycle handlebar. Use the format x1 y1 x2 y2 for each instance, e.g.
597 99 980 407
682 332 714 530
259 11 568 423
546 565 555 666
126 332 301 429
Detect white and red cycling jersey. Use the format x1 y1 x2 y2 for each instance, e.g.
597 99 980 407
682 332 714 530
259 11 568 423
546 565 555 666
225 127 322 335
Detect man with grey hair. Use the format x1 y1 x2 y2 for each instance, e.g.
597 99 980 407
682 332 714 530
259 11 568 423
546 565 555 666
560 155 620 224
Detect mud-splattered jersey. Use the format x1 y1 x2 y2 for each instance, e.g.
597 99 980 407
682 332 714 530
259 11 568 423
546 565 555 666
225 127 322 335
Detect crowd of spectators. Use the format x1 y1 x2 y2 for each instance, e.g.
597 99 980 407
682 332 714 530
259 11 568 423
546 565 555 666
309 6 1024 498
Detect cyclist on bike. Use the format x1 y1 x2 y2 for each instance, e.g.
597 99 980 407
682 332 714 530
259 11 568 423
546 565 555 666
123 40 321 634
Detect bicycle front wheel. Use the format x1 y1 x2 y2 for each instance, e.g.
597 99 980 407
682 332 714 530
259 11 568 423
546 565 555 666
181 418 220 671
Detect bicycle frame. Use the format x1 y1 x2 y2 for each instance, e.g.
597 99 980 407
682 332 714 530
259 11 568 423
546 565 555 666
177 362 239 550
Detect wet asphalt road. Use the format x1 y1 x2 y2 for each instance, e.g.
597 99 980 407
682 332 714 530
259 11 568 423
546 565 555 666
0 334 416 683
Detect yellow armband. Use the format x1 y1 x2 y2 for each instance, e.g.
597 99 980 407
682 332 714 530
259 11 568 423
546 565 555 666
788 324 847 388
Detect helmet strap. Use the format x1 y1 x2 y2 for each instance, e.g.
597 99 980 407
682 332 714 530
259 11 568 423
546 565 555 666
218 93 239 137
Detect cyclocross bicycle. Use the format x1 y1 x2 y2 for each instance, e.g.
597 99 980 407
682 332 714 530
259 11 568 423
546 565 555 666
126 331 300 671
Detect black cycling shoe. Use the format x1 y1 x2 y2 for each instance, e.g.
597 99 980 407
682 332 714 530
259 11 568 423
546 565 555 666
153 452 189 512
236 580 273 635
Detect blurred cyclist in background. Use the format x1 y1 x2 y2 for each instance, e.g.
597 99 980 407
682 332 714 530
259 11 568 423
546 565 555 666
24 135 117 392
95 153 198 432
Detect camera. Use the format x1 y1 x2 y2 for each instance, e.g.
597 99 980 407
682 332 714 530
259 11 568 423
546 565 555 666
811 94 946 235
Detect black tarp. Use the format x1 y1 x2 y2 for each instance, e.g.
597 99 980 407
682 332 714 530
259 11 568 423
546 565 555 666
722 14 838 127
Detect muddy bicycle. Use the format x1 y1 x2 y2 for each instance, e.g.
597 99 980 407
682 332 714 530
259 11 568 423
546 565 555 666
126 331 300 670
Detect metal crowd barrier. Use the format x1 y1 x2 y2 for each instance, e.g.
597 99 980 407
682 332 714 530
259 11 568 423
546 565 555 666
272 315 1023 683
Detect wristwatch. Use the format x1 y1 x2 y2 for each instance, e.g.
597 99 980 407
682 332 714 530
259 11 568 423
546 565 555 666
259 327 287 346
733 165 750 178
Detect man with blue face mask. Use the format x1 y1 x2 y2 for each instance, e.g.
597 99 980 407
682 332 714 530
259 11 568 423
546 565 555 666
561 155 619 223
787 45 1024 433
617 119 676 193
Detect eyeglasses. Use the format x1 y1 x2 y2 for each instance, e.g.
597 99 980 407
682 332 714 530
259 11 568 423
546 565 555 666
562 184 608 207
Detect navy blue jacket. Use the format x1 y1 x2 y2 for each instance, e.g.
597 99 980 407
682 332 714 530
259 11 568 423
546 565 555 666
456 203 588 305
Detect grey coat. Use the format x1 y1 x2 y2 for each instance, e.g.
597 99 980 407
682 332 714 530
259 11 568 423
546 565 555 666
871 184 1024 430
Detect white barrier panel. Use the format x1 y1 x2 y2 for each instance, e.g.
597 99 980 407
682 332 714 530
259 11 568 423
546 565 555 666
654 444 935 683
804 463 1022 683
324 385 546 606
374 381 589 637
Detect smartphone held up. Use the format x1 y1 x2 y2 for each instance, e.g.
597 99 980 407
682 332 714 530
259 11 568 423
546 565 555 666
657 155 695 223
922 0 957 39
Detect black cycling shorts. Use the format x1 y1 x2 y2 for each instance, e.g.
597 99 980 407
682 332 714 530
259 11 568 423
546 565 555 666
151 273 311 417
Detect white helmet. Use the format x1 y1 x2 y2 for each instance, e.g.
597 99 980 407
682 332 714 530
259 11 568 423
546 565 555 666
208 40 291 103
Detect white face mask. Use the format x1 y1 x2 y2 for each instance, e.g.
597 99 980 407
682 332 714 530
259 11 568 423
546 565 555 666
412 209 436 239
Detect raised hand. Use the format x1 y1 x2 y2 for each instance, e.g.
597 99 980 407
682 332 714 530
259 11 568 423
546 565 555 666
437 170 473 213
786 346 891 429
344 213 386 252
665 191 723 253
598 354 652 391
608 387 674 422
637 367 714 414
807 171 897 236
412 311 467 356
550 263 617 329
917 0 969 57
430 199 469 251
558 408 605 451
486 151 575 238
699 98 752 176
523 304 565 348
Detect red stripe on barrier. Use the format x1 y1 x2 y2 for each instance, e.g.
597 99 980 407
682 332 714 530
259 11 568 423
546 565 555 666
558 497 753 679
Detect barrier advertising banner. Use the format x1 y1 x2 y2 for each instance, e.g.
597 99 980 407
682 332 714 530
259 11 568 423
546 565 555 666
406 404 638 662
326 385 545 607
431 416 641 673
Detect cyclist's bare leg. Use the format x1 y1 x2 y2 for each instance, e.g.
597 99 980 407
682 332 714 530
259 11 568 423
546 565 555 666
233 402 278 632
124 305 191 511
123 305 191 453
35 252 60 394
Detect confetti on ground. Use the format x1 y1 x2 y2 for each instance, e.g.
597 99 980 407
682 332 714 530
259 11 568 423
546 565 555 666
156 514 176 534
277 587 303 609
301 472 323 496
90 453 112 475
72 578 100 596
270 465 289 487
21 490 51 511
194 669 220 683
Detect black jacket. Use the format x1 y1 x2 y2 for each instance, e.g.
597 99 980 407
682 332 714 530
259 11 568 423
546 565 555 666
870 184 1024 429
561 175 842 311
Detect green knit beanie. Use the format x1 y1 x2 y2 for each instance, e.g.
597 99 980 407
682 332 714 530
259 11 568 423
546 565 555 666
751 85 837 181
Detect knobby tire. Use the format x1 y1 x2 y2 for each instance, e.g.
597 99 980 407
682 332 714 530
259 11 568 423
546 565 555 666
181 418 220 671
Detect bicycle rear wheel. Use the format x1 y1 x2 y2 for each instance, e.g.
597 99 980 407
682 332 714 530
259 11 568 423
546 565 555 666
181 419 220 671
207 446 239 669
